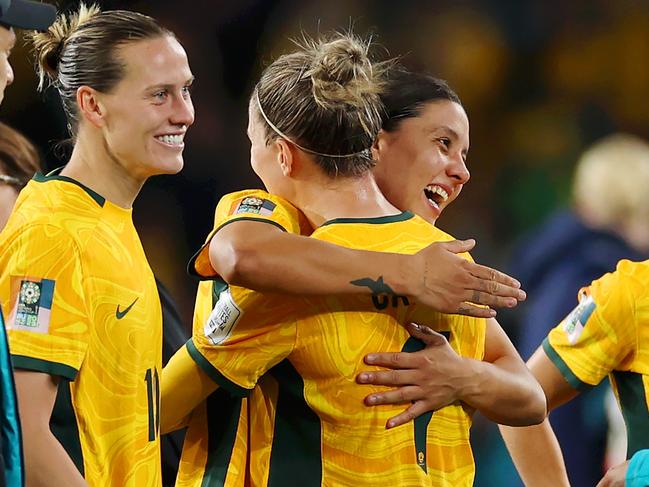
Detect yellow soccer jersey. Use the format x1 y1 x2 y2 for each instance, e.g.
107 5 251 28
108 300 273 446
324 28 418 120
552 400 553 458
188 210 486 487
0 172 163 486
176 189 310 487
545 259 649 458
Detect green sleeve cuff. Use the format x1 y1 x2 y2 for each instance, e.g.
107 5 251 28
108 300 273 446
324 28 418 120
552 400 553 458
627 449 649 487
185 339 251 398
11 355 78 381
541 339 593 392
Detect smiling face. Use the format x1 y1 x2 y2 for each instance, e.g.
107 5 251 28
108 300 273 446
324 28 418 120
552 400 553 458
96 34 194 180
373 100 470 223
0 26 15 106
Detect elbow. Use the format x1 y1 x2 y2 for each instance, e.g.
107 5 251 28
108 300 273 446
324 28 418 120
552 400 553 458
510 382 548 427
212 240 260 286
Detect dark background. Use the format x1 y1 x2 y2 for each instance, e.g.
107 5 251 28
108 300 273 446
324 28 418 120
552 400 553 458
4 1 648 484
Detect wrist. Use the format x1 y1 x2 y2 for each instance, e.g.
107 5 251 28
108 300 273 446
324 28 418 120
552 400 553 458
386 253 419 297
456 358 485 404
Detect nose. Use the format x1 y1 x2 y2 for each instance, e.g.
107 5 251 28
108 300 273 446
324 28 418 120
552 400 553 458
171 92 195 128
448 153 470 184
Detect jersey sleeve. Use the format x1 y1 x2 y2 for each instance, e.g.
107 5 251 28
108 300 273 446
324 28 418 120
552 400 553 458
544 260 638 390
189 189 309 279
186 284 299 397
2 224 91 380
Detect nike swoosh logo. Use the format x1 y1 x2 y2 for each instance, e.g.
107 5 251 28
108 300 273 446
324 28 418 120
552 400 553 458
116 297 139 320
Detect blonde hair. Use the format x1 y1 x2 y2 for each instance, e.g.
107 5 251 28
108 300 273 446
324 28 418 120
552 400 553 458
253 32 388 178
29 3 172 135
573 133 649 249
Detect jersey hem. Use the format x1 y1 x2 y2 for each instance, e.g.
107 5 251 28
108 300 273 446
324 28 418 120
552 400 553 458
11 354 78 381
541 339 593 392
185 340 250 397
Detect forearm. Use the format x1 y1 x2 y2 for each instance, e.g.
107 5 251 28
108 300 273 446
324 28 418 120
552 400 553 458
23 426 87 487
215 230 412 296
161 345 218 434
499 419 570 487
460 356 546 426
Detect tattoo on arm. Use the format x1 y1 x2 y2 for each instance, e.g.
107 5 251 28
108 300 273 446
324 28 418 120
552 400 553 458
350 276 395 295
351 277 409 310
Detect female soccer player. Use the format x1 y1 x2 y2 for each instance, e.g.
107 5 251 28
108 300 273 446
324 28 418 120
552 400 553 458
163 35 544 486
0 4 194 486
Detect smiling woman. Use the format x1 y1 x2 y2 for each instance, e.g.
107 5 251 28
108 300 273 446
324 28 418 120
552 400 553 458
0 4 193 487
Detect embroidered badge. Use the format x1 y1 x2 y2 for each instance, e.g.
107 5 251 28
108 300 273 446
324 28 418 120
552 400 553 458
204 288 242 345
10 279 55 334
562 292 596 345
235 197 276 216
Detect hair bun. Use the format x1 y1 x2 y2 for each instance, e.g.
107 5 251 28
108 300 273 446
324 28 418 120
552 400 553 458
306 35 382 110
29 3 101 91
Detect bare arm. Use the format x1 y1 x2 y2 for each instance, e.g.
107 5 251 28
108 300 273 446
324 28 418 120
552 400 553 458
211 221 525 318
160 345 218 435
14 370 88 487
356 320 546 428
498 347 577 487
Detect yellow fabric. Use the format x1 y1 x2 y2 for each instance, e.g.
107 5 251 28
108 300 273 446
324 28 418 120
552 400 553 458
183 194 486 486
546 259 648 386
0 175 162 486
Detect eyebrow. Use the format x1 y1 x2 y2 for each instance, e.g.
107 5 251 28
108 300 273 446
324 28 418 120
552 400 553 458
146 76 195 92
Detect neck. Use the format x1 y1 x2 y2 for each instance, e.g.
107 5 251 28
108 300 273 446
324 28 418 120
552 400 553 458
61 130 145 209
293 172 400 228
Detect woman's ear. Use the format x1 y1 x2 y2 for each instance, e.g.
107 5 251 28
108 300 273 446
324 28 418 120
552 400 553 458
276 138 295 176
76 86 106 129
372 128 389 162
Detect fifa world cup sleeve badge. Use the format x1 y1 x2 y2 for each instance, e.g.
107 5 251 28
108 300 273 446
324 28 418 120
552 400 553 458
8 278 56 334
562 292 596 345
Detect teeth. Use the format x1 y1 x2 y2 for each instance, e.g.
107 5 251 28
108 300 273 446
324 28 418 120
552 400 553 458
426 185 449 202
156 134 184 146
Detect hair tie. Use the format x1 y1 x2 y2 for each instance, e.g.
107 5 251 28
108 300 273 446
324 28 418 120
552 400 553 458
255 90 370 159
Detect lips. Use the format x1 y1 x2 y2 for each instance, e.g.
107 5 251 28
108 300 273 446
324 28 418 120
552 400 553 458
423 183 449 208
154 133 185 147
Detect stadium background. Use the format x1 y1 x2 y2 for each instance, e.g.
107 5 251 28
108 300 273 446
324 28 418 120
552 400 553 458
4 1 649 484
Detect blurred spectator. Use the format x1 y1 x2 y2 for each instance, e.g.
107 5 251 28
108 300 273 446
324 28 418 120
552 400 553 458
0 121 40 230
508 133 649 486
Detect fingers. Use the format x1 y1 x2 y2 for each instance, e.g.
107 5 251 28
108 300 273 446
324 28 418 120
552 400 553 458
363 385 422 406
357 367 419 386
456 302 497 318
442 239 476 254
469 262 521 289
406 323 448 345
464 289 518 310
385 401 432 429
363 351 419 369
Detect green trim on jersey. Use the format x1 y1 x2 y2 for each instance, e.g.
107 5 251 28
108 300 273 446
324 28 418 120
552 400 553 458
34 170 105 207
185 340 250 398
201 389 243 487
612 371 649 457
50 380 85 476
11 355 78 381
267 359 322 487
403 337 434 473
542 339 593 392
320 211 415 227
186 217 288 280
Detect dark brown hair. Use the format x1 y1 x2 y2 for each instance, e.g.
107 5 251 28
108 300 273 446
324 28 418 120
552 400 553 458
29 3 172 135
0 122 41 190
381 68 462 133
253 33 388 178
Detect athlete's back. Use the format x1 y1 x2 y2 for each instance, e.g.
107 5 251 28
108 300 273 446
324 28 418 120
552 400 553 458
189 208 486 486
